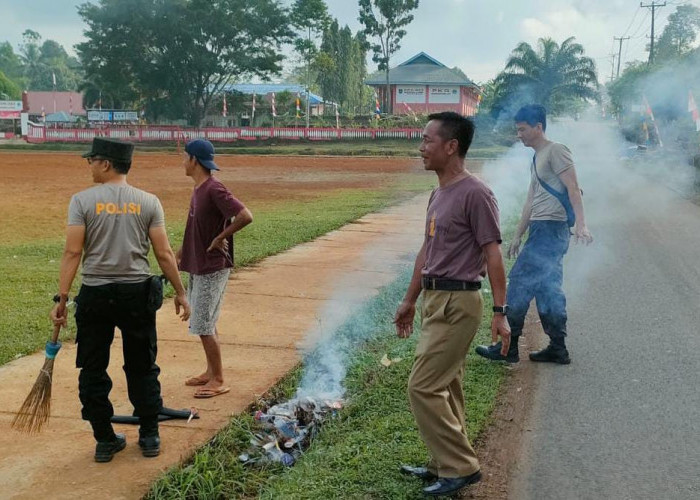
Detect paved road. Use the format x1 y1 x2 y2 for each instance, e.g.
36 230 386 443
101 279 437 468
510 121 700 500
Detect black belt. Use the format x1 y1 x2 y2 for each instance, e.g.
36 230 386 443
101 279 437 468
421 277 481 291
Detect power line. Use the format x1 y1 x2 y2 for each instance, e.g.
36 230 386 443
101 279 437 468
621 6 642 37
629 10 651 39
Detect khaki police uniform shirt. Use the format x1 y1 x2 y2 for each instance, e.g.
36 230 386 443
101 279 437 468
68 184 164 286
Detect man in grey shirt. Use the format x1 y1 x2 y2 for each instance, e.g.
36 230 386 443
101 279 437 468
476 105 592 365
51 137 190 463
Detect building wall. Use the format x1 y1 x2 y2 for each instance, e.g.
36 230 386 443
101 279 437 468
371 85 479 117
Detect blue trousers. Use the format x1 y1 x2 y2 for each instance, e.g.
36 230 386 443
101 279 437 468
506 221 570 346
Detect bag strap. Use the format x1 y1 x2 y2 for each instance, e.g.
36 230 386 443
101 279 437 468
532 155 566 198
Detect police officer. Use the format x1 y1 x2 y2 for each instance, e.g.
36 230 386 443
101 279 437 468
51 137 190 463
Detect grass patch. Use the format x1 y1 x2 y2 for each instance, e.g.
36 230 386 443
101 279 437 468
0 178 434 366
259 272 505 500
147 267 506 499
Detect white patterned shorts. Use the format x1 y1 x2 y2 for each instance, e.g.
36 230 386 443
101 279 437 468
187 269 231 336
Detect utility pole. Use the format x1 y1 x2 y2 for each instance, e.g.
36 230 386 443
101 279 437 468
640 1 666 64
609 53 617 82
305 26 311 130
614 36 630 78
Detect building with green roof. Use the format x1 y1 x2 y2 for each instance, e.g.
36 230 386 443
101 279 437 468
365 52 481 116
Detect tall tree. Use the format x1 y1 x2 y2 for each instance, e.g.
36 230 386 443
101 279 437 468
655 5 700 62
315 21 368 114
493 37 599 116
77 0 293 125
358 0 419 114
290 0 330 126
316 20 341 106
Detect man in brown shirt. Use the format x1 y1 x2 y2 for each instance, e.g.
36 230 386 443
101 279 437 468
394 112 510 497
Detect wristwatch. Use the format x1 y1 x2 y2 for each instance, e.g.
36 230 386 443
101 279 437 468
53 294 69 303
492 305 509 315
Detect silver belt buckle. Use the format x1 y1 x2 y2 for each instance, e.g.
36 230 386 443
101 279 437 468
431 277 437 290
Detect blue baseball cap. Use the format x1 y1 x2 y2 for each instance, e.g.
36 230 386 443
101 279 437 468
185 139 219 171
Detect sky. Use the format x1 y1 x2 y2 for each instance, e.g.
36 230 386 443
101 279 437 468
1 0 696 84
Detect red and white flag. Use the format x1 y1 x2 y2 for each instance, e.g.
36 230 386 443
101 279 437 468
271 92 277 117
689 91 700 132
403 102 418 122
69 94 73 115
222 93 227 117
642 95 663 147
251 93 256 122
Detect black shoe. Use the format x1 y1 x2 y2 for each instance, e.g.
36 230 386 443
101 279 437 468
94 433 126 463
529 344 571 364
138 434 161 457
423 470 482 496
400 464 437 481
475 341 519 363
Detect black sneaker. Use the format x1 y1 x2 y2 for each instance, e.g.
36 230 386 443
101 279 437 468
529 344 571 364
475 341 519 363
94 433 127 463
138 434 161 457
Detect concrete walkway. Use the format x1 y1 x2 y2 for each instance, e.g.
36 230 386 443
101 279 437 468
0 193 428 500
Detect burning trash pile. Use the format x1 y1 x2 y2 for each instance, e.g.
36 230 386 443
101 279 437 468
239 397 343 467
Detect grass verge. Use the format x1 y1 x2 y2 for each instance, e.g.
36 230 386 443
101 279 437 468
147 267 507 500
0 178 433 366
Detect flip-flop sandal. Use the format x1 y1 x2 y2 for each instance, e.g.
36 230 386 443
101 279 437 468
185 376 209 386
194 387 230 399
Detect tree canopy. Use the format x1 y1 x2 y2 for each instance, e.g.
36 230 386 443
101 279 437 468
315 20 369 114
0 70 20 99
358 0 419 114
655 4 700 62
491 37 599 118
0 32 81 93
77 0 294 125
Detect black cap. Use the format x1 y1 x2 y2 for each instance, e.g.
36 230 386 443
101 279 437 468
82 137 134 162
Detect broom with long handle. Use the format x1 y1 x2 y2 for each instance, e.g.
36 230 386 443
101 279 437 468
11 324 63 433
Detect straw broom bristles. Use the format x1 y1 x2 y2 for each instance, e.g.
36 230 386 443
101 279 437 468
11 325 62 434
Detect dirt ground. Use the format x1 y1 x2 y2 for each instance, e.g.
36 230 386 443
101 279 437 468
0 151 439 244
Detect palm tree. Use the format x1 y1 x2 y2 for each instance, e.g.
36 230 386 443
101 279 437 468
493 37 599 115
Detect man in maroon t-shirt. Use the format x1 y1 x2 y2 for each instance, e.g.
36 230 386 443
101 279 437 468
394 112 510 497
177 139 253 398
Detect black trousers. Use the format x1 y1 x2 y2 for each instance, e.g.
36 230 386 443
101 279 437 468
74 280 162 434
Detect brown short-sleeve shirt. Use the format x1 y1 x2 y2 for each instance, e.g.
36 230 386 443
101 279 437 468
422 175 502 282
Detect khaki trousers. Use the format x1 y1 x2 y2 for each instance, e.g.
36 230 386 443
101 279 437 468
408 289 483 478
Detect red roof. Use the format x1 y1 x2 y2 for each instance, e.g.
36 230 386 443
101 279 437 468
22 91 86 116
